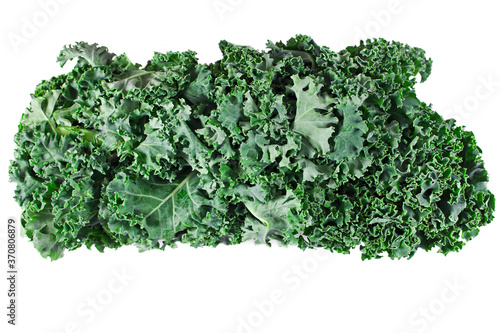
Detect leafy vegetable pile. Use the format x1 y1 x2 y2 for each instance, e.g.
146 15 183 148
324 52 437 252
10 35 495 260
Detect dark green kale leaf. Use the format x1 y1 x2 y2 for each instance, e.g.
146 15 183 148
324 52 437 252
9 36 495 261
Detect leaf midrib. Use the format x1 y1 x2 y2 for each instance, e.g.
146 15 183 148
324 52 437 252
143 172 194 220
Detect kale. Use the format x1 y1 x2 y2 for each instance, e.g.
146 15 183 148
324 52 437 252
9 36 495 260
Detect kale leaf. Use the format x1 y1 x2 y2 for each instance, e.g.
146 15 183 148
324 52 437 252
10 37 495 260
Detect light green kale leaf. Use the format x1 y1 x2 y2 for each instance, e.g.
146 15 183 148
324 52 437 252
103 171 212 247
242 190 300 244
57 42 116 67
24 90 61 134
289 75 337 155
331 95 369 162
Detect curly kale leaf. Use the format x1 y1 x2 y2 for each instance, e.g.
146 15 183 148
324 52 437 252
57 42 116 68
10 36 495 261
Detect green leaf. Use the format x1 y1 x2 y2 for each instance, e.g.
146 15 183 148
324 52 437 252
243 190 300 244
289 75 338 155
104 171 211 244
104 69 164 93
21 206 65 261
24 90 61 134
10 36 495 261
331 95 368 161
57 42 115 67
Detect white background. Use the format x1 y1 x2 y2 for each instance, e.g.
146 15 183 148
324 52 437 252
1 1 499 332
